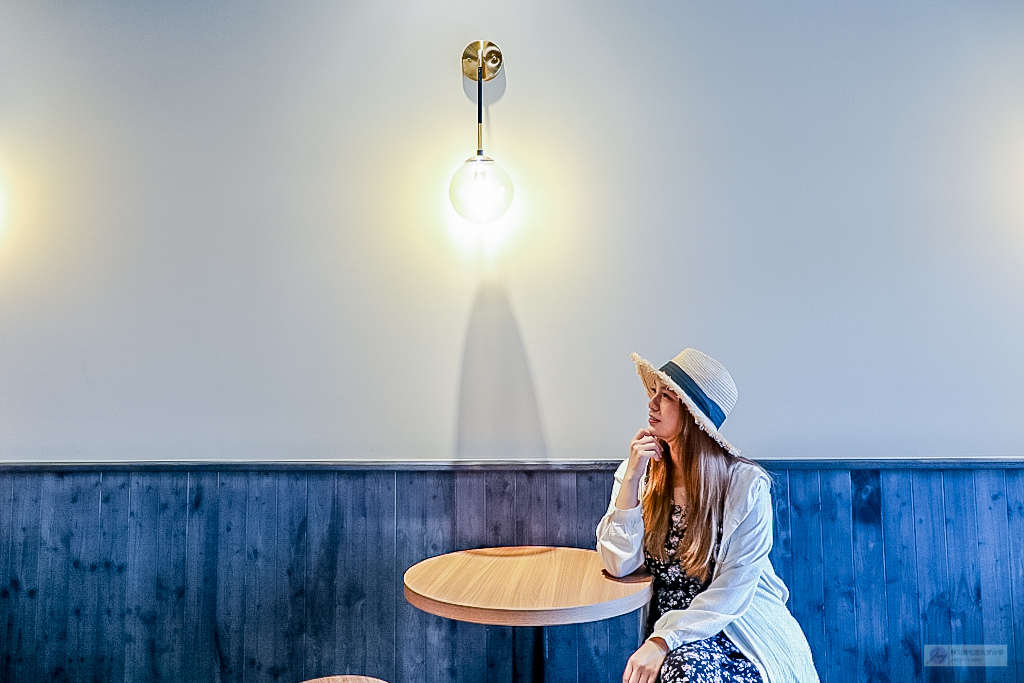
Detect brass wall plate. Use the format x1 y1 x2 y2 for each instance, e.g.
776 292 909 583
461 41 503 81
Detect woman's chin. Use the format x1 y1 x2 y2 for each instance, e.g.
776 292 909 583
647 424 669 440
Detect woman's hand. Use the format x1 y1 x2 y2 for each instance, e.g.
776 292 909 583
616 430 662 509
622 637 669 683
629 429 662 469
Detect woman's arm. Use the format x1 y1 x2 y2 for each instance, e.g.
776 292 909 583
596 429 662 577
646 472 773 651
596 459 645 577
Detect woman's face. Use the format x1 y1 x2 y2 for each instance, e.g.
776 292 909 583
646 377 685 441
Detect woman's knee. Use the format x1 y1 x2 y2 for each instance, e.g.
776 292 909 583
659 643 707 683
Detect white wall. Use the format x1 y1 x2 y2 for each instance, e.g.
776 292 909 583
1 0 1023 461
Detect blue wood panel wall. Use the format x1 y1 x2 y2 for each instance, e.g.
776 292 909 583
0 461 1021 683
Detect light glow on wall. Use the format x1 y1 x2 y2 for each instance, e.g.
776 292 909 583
0 173 7 235
982 121 1024 225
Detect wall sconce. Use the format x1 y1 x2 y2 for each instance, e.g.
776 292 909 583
449 41 513 224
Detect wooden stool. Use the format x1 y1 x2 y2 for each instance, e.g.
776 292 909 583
300 677 389 683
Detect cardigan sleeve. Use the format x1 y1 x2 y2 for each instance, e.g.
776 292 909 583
595 459 646 578
647 472 773 651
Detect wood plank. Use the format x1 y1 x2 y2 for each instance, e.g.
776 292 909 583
364 471 397 681
513 471 546 683
769 470 794 608
36 474 85 682
94 472 130 683
820 470 857 683
545 471 579 683
603 460 642 683
125 472 188 681
515 471 546 545
123 472 189 681
7 473 42 683
0 474 12 681
334 471 397 680
577 615 611 683
337 471 364 676
789 470 826 680
396 471 427 683
35 473 67 682
485 471 516 683
277 472 308 683
943 471 983 683
456 471 487 549
423 473 456 683
913 470 952 683
184 472 220 680
66 474 102 682
1005 471 1024 683
608 610 643 683
304 472 338 680
518 459 551 683
974 470 1014 683
576 471 613 551
163 472 189 681
880 469 922 682
243 471 278 683
124 472 159 683
454 472 487 683
39 473 99 680
397 472 456 683
851 469 889 682
424 471 456 559
577 470 615 683
546 470 577 547
215 472 248 682
486 471 516 546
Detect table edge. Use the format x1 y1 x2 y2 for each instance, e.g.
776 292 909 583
403 582 652 627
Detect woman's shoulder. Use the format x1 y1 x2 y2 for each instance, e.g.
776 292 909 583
728 459 770 486
725 460 772 511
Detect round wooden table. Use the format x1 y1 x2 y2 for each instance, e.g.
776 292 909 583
404 546 652 626
404 546 651 682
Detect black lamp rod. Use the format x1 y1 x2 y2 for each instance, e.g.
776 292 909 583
477 60 484 156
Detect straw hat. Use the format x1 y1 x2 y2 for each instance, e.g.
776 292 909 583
631 348 740 456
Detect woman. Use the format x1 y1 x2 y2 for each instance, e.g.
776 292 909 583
597 348 818 683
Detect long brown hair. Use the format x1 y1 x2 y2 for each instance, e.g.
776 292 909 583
641 407 766 582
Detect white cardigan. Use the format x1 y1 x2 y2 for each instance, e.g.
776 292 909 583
596 459 819 683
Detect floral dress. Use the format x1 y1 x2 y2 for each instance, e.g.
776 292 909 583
645 504 762 683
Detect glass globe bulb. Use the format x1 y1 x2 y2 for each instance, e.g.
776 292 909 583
449 155 513 223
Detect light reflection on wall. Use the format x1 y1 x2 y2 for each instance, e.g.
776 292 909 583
0 153 9 238
0 176 7 235
977 116 1024 231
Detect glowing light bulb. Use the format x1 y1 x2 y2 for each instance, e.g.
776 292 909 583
449 155 513 224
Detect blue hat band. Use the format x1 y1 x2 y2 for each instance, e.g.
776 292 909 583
660 361 727 429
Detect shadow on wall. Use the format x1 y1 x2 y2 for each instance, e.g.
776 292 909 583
455 280 546 459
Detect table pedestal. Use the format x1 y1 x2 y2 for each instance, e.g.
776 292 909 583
514 626 545 683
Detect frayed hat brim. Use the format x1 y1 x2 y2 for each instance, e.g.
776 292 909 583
631 352 741 457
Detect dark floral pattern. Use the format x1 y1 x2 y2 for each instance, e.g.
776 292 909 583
645 505 762 683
